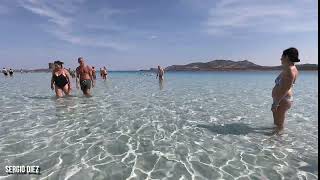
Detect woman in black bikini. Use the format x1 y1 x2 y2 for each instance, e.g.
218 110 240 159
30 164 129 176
9 69 13 76
51 61 72 97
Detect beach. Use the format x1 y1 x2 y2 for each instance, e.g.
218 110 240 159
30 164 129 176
0 71 318 180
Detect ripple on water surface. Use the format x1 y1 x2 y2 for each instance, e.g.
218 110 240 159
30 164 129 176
0 72 318 179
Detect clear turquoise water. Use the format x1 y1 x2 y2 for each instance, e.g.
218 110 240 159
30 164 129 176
0 71 318 180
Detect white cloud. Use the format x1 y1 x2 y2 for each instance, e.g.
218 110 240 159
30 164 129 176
19 0 129 50
20 1 72 27
48 28 128 50
205 0 318 35
149 35 158 39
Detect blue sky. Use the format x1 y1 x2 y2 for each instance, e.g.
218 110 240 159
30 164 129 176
0 0 318 70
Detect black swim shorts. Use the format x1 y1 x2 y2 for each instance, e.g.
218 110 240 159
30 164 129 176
80 79 91 91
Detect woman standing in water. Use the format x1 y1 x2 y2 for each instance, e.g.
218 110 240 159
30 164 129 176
271 47 300 135
156 65 165 80
51 61 72 97
9 68 14 76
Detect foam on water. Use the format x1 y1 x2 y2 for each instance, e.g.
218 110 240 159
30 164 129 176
0 71 318 180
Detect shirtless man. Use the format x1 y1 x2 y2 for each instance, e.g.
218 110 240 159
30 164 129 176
156 65 164 81
76 57 95 96
2 68 8 76
101 66 108 80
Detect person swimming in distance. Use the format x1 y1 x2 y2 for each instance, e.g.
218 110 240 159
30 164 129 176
2 68 8 76
156 65 164 81
72 69 76 78
68 68 76 78
92 66 97 80
76 57 95 96
67 68 71 75
51 61 72 97
271 47 300 135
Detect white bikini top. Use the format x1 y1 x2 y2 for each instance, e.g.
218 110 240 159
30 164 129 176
275 74 296 87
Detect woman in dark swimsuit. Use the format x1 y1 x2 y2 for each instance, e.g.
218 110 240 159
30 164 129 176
51 61 72 97
9 69 13 76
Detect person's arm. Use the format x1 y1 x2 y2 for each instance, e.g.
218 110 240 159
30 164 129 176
51 71 55 90
76 67 80 89
272 71 294 111
65 69 72 91
156 70 159 79
88 66 94 87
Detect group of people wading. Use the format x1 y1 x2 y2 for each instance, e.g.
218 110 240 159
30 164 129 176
3 47 300 135
2 68 14 76
51 57 99 97
100 67 108 80
50 57 166 98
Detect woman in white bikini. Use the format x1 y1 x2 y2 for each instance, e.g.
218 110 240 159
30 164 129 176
271 47 300 135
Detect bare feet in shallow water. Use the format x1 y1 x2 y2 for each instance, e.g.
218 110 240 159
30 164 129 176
271 127 284 135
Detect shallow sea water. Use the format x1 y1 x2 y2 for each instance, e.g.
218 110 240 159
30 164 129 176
0 71 318 180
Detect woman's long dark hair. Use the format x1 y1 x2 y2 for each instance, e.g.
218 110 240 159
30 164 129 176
283 47 300 63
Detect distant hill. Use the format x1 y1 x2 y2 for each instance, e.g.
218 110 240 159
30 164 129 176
163 60 318 71
296 64 319 71
139 68 157 72
29 68 52 72
13 60 318 73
